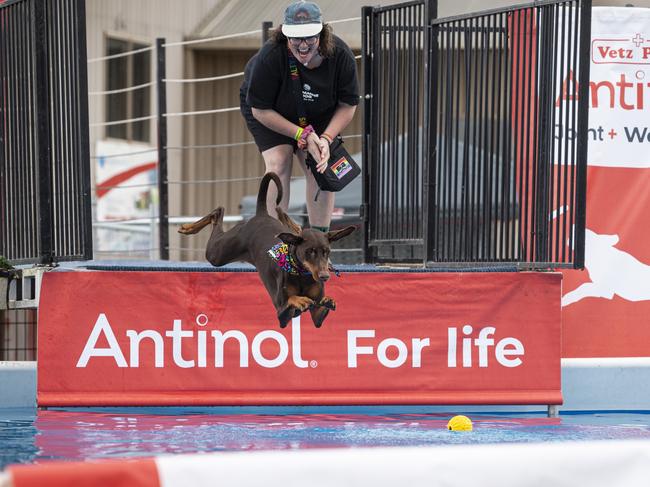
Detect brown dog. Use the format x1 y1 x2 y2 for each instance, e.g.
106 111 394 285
178 172 355 328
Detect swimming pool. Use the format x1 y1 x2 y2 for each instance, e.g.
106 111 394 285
2 407 650 470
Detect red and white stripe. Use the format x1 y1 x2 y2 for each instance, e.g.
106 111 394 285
6 440 650 487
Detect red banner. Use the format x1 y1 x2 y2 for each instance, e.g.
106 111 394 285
37 271 562 406
561 167 650 357
558 8 650 358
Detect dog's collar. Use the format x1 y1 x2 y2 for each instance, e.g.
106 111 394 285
267 243 311 276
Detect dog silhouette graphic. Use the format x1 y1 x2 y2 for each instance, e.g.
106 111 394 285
562 228 650 307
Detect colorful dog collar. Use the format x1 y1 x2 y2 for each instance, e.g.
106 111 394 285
267 243 311 276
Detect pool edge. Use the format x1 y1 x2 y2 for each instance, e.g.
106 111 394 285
1 359 649 412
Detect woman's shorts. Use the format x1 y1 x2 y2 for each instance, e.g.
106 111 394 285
240 103 298 153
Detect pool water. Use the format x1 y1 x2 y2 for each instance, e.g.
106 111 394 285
2 408 650 470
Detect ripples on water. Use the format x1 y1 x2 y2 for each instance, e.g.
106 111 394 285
1 409 650 469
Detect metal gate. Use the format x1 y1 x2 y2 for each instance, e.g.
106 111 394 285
362 0 591 268
0 0 92 265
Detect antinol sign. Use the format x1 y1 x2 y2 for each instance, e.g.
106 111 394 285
38 270 561 406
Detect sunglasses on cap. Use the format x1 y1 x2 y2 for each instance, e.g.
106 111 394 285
288 35 319 46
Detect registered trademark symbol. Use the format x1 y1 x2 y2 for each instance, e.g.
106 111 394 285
310 360 318 368
196 314 209 327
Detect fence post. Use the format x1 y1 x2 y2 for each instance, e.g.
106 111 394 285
33 0 54 265
534 6 555 264
262 21 273 44
573 0 592 269
75 0 93 260
361 6 372 263
423 0 438 265
368 6 382 264
156 38 169 260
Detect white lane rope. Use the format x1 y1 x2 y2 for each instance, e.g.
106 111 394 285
94 216 243 225
164 72 245 83
164 107 240 117
167 176 262 185
90 148 157 160
96 182 156 191
89 82 155 96
328 16 362 25
88 45 155 64
90 134 358 161
90 114 157 128
166 141 256 150
163 29 262 48
89 106 244 128
160 17 361 49
90 133 358 161
167 174 313 185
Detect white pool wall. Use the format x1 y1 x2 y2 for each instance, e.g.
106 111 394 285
1 358 649 411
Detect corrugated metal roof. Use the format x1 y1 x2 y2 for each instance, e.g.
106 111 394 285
185 0 530 50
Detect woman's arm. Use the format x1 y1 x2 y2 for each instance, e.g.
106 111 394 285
251 107 325 165
251 107 301 139
310 102 357 172
322 102 357 140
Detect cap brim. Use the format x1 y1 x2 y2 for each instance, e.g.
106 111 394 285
282 23 322 38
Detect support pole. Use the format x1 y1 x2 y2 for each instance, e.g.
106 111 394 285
262 21 273 44
33 0 54 265
156 38 169 260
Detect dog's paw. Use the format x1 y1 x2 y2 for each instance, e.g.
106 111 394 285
319 296 336 310
177 208 224 235
278 307 293 328
279 297 314 328
287 295 314 311
310 306 330 328
177 223 198 235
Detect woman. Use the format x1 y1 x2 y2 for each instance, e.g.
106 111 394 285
240 0 359 232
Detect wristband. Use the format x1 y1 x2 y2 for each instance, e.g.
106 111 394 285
300 125 314 142
294 127 304 141
320 132 334 144
297 124 314 150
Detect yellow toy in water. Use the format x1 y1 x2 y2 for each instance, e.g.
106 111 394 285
447 415 473 431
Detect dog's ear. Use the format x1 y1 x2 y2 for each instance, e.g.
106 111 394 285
277 232 304 246
327 225 356 242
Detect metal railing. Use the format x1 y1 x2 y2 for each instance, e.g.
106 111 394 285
0 0 92 265
363 0 591 268
362 1 430 264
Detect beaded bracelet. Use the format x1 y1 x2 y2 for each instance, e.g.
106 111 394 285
320 132 334 144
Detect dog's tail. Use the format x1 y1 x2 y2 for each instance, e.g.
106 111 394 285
256 172 283 216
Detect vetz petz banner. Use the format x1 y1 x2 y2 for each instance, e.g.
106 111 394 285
38 271 561 406
559 8 650 357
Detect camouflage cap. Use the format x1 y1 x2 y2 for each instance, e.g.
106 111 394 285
281 1 323 38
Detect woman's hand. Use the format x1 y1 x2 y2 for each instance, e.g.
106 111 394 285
317 136 331 171
306 133 329 173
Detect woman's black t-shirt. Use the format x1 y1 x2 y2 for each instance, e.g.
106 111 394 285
240 35 359 132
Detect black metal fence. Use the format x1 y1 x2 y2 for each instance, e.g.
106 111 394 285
0 0 92 265
363 0 591 268
0 309 36 360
